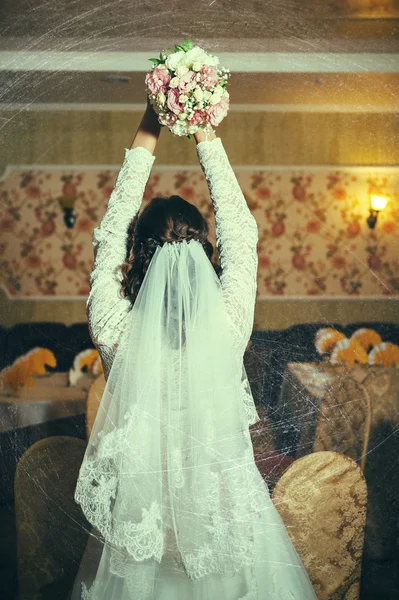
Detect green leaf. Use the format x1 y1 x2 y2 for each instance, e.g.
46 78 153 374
149 58 161 65
186 134 193 140
182 38 193 50
175 45 185 52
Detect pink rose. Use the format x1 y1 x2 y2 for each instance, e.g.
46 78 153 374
167 89 184 115
178 70 197 93
189 110 206 126
145 65 171 95
207 94 229 127
200 65 219 90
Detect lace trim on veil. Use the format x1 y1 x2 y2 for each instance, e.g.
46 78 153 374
75 424 266 580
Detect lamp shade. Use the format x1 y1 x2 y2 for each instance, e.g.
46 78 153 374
370 194 388 211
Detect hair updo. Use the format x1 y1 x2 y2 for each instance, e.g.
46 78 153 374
120 195 221 306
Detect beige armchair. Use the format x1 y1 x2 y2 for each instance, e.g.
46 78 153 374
14 436 89 600
311 368 399 562
14 443 367 598
312 376 372 472
272 451 368 600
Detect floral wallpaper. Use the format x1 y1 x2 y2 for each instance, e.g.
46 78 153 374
0 163 398 299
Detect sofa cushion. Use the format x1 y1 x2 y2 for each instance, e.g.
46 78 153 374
3 322 95 372
4 323 68 370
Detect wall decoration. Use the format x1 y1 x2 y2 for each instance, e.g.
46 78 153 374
0 163 398 299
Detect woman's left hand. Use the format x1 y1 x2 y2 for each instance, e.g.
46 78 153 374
129 97 162 152
145 96 161 127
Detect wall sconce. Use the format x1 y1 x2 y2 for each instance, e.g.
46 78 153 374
367 194 388 230
58 197 76 228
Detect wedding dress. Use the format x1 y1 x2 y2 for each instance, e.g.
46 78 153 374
70 138 318 599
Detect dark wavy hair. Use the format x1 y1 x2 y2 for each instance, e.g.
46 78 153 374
120 195 221 306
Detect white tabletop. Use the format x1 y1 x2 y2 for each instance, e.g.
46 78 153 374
0 372 92 432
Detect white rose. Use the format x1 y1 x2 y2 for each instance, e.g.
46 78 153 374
178 94 188 104
185 46 208 66
203 53 219 67
175 65 189 77
179 112 187 120
165 50 186 71
202 90 212 102
210 86 224 104
188 125 198 134
193 88 204 102
192 61 202 72
169 77 180 89
156 91 166 106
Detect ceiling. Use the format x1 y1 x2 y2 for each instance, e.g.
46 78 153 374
1 0 399 38
0 1 398 109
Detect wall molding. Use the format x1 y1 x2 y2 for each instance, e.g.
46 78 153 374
1 103 398 113
1 51 399 73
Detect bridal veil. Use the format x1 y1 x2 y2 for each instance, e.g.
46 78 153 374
72 238 316 599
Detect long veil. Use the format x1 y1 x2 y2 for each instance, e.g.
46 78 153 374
72 238 305 599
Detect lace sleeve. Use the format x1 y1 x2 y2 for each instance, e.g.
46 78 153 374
87 146 156 359
196 137 258 357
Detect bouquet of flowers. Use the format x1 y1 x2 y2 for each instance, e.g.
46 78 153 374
145 38 231 139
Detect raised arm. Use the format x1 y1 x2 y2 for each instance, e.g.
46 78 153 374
87 104 161 367
194 133 258 358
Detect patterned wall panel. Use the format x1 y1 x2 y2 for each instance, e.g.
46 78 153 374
0 164 397 299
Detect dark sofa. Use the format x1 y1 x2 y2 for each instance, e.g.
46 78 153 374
0 322 95 373
1 320 399 405
248 321 399 413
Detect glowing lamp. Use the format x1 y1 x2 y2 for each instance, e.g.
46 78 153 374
370 195 388 211
367 194 388 230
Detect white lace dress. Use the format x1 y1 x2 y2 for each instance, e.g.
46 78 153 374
71 138 318 599
85 137 259 427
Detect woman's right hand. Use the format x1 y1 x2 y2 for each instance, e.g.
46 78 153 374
194 128 217 144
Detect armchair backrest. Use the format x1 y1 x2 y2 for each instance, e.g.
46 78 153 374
272 451 367 600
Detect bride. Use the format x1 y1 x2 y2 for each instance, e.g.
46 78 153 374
70 98 318 599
